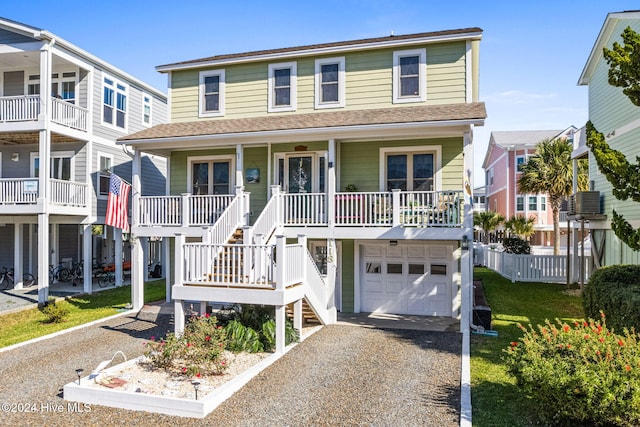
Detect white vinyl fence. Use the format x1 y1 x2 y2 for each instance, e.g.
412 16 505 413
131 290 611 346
475 244 592 284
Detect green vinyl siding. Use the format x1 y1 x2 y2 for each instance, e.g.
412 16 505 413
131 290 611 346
341 239 355 312
243 146 269 224
339 137 463 192
170 41 468 122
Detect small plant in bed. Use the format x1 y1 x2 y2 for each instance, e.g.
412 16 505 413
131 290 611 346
144 313 228 377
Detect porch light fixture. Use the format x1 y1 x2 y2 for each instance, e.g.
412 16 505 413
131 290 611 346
11 153 19 162
192 380 201 400
389 240 398 246
75 368 84 385
461 235 470 250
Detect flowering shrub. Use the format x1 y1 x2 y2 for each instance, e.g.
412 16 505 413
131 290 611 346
143 314 228 377
505 313 640 426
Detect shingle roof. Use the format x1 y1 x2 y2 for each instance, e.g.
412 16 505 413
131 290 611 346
157 28 483 70
491 130 564 148
119 102 486 142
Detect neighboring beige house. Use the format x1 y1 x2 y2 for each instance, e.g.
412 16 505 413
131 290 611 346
120 28 486 348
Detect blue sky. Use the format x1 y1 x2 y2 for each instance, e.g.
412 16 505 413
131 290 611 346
3 1 638 185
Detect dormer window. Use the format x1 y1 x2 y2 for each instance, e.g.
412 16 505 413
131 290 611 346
268 62 297 112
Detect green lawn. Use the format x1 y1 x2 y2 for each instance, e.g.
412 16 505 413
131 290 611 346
0 280 166 348
471 268 584 426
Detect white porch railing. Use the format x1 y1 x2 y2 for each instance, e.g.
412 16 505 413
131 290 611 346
335 191 391 226
205 193 249 245
398 191 461 227
51 98 88 131
0 177 87 207
479 245 592 283
281 244 305 288
183 243 275 287
138 194 235 227
251 190 281 244
0 178 39 204
0 95 39 122
283 193 326 225
50 179 87 206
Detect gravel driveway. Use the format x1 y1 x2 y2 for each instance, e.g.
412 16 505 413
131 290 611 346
0 307 461 426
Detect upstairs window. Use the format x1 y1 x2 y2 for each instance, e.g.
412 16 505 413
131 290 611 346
315 57 345 109
516 155 526 172
393 48 426 103
142 94 152 125
528 196 537 211
98 153 113 198
199 70 225 117
381 147 439 192
516 196 524 212
103 76 127 129
268 62 297 112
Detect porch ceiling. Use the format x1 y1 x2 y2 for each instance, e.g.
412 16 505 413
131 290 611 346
119 102 486 150
0 131 78 145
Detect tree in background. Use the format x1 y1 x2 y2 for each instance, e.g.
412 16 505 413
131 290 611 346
474 211 505 244
518 138 588 255
586 26 640 250
504 215 535 240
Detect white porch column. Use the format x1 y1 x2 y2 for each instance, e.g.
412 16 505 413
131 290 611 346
460 130 474 334
131 235 145 311
326 238 338 321
132 149 141 228
175 234 185 286
163 237 171 302
83 224 92 294
327 139 336 226
293 299 303 338
37 214 49 304
13 224 23 289
175 299 185 336
275 235 285 291
114 227 123 287
275 304 286 353
391 189 401 226
235 144 244 190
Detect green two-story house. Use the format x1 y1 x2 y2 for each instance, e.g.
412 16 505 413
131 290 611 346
120 28 485 350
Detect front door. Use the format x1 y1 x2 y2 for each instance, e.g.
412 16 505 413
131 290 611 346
287 156 313 193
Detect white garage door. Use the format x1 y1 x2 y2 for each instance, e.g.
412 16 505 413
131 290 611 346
361 243 453 316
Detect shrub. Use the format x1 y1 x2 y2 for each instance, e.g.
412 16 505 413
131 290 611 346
584 265 640 332
505 314 640 426
40 298 70 323
144 314 228 377
502 236 530 254
221 304 299 352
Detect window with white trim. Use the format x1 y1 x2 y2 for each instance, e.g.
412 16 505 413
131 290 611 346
27 72 76 103
488 168 494 186
199 70 225 117
31 151 74 181
381 147 439 191
268 62 297 112
516 196 524 212
142 93 152 126
392 48 426 103
540 196 546 211
516 155 526 172
98 153 113 198
528 196 537 211
103 76 127 129
188 156 234 195
314 57 345 109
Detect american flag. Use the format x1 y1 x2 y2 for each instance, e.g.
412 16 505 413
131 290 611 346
105 174 130 232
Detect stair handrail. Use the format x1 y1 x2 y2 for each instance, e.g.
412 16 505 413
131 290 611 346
206 192 249 245
301 248 330 324
251 186 282 245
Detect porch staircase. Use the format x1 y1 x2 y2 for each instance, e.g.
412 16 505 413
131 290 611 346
286 299 322 325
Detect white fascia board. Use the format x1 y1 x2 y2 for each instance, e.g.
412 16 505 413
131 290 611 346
578 12 640 85
120 118 484 150
37 31 166 99
156 31 483 73
0 19 41 38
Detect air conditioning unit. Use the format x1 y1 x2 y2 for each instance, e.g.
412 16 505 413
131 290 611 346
572 191 601 215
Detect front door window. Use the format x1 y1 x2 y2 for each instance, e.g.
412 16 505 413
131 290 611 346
287 156 312 193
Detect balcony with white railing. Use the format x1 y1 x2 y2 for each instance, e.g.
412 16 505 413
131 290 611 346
0 95 88 132
137 194 235 228
0 177 89 213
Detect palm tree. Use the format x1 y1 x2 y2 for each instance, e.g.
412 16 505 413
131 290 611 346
518 138 589 255
474 211 505 244
504 215 535 240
